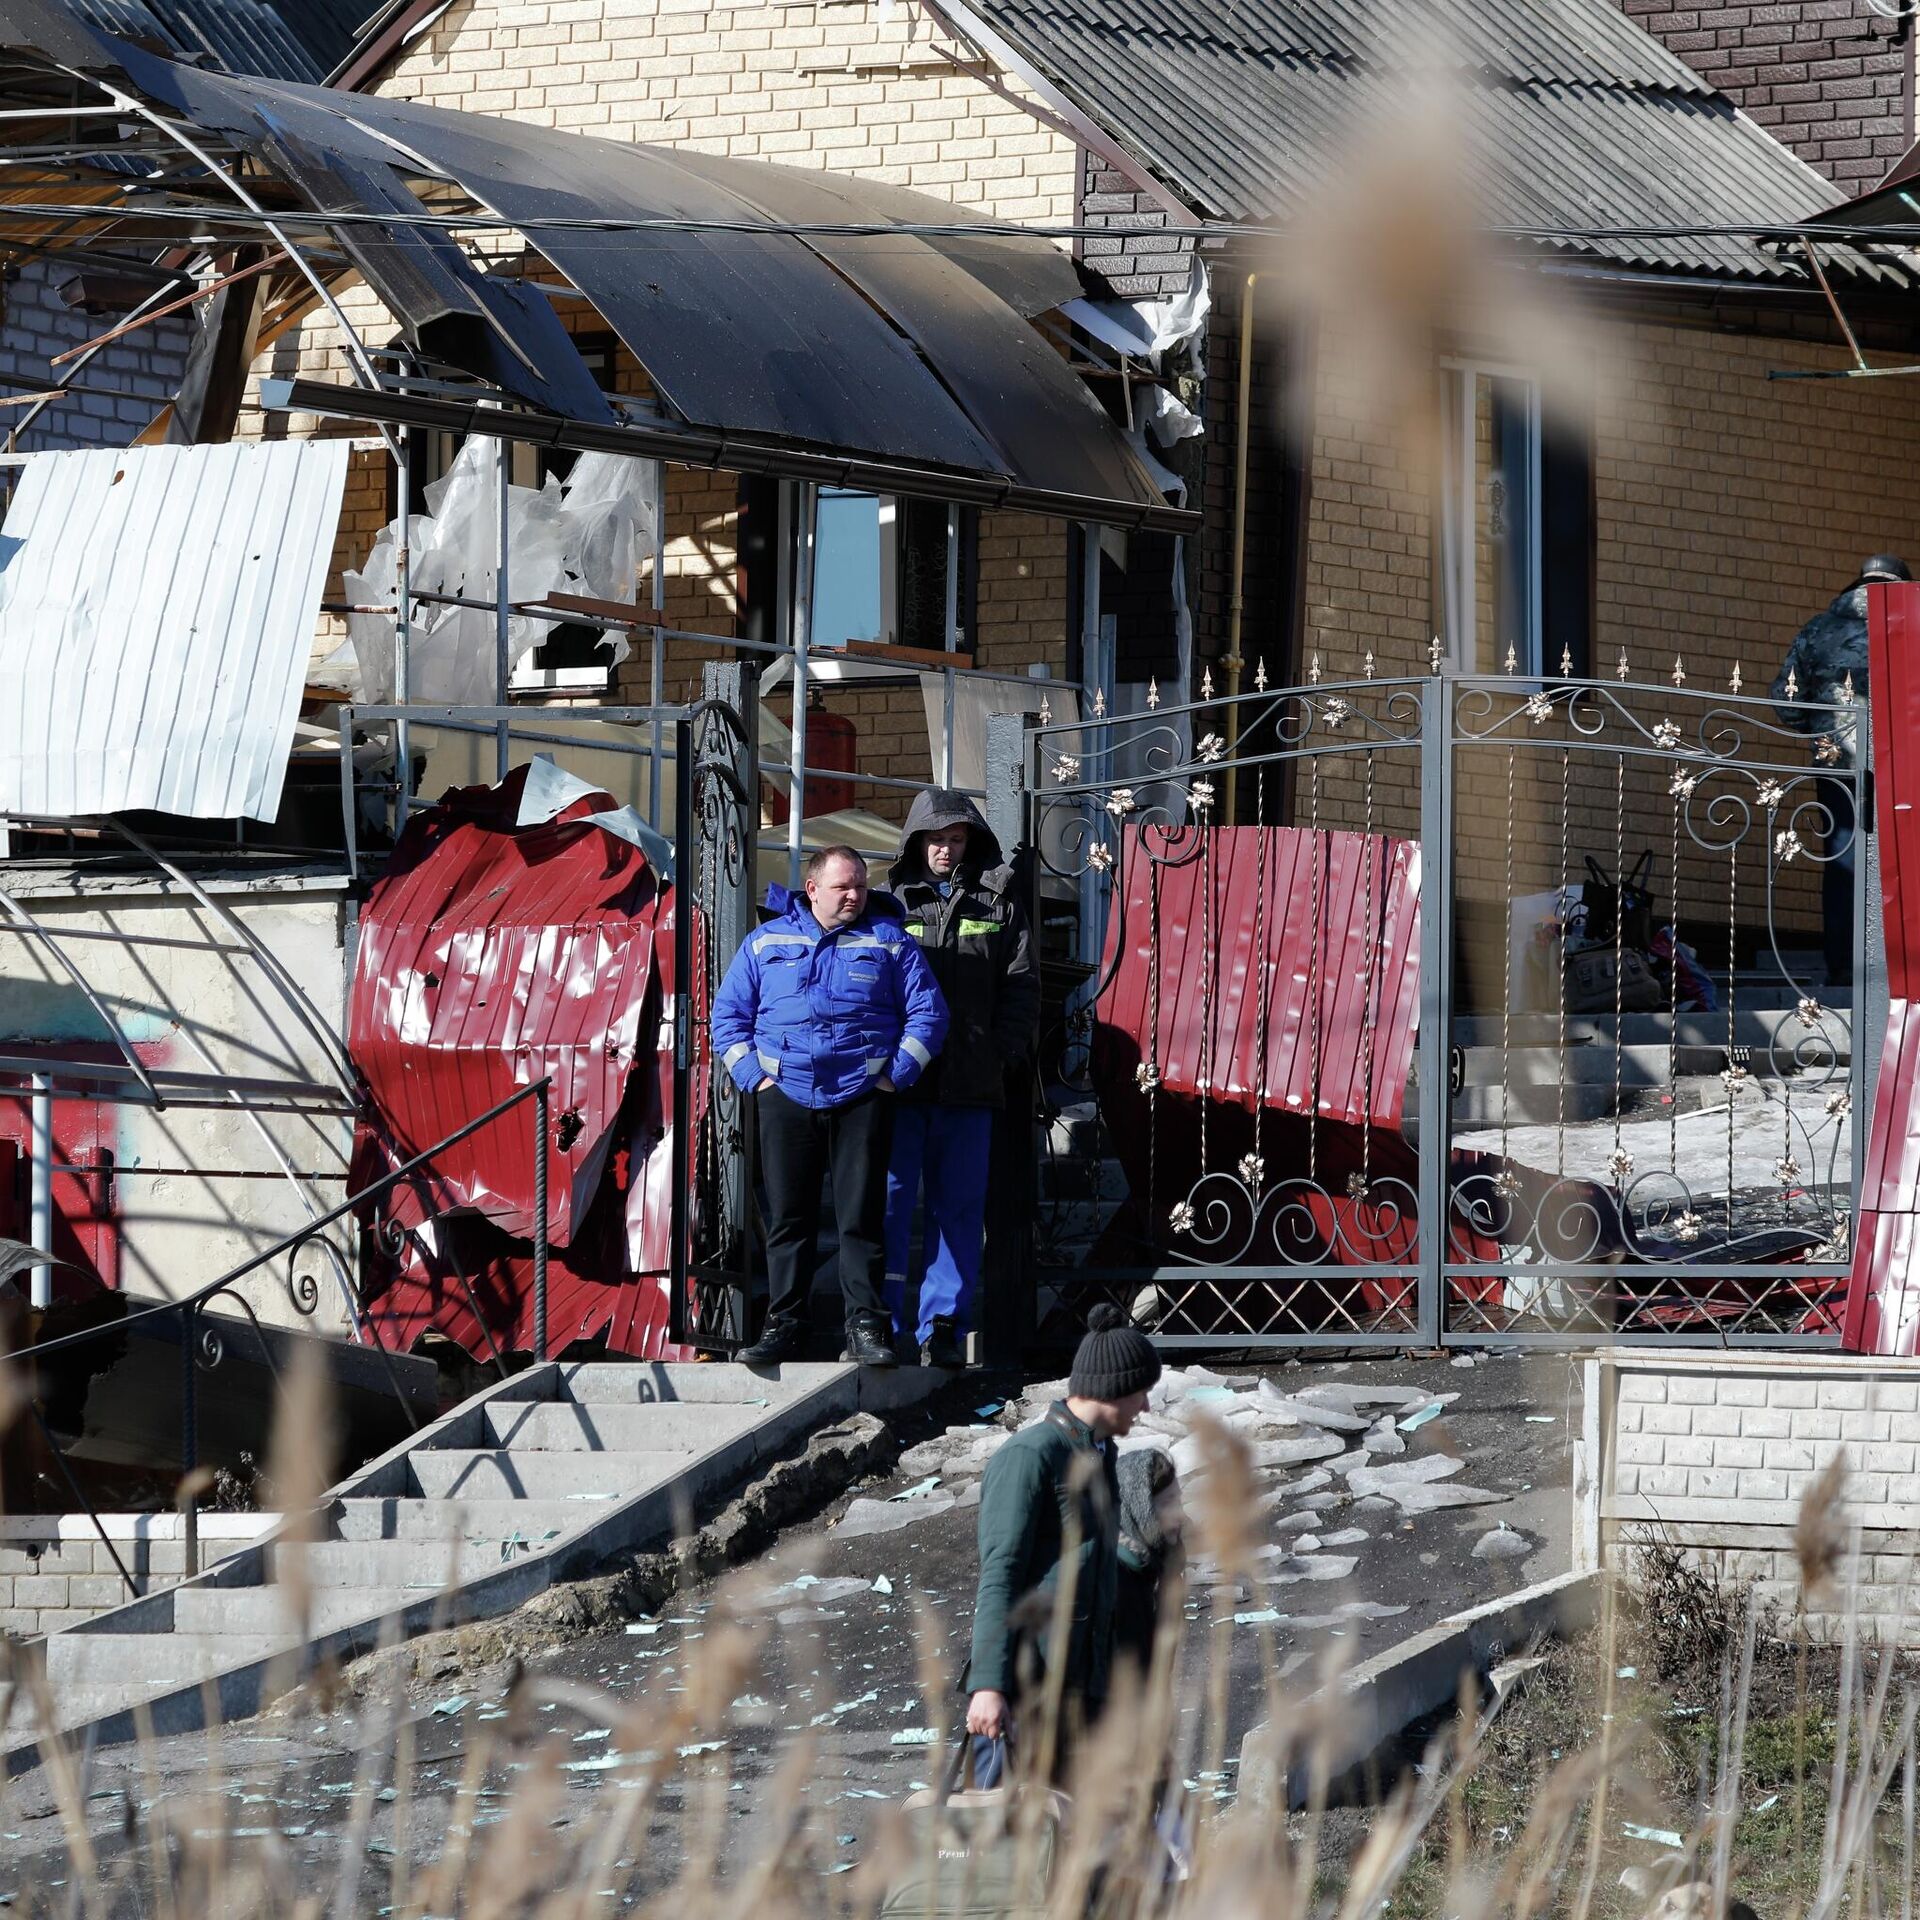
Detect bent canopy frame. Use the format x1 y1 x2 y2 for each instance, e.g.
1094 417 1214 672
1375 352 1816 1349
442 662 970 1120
0 1 1191 530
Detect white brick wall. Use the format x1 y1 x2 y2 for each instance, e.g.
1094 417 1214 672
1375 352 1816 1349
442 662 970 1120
1584 1351 1920 1637
0 1512 276 1642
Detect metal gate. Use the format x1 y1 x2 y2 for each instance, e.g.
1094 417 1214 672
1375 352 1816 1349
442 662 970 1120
1003 658 1873 1349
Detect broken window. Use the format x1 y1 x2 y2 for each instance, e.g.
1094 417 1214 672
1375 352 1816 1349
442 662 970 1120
809 488 976 653
1438 363 1592 678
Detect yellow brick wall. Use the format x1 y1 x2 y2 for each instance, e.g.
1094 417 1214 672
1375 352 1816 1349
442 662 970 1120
1292 318 1920 982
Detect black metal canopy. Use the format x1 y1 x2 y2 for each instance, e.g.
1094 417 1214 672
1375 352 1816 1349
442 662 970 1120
0 4 1188 528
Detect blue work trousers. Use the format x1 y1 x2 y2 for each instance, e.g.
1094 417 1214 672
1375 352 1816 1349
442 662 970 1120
884 1104 993 1344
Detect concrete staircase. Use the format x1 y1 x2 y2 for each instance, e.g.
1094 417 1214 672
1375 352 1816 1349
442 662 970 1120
6 1358 928 1765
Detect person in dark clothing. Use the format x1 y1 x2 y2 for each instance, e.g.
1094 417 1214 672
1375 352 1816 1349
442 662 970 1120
883 789 1039 1368
711 846 948 1368
1772 554 1910 986
964 1305 1161 1783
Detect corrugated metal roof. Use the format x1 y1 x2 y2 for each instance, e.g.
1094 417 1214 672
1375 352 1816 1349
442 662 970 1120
56 0 360 82
976 0 1886 283
0 440 350 822
1013 0 1714 94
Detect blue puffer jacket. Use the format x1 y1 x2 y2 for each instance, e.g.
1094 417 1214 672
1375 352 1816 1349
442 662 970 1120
710 889 949 1110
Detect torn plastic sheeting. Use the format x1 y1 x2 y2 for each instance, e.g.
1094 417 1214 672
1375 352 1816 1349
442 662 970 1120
322 437 655 704
1060 257 1211 362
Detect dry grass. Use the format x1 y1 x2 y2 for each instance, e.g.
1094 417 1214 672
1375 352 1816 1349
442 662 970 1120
0 1401 1912 1918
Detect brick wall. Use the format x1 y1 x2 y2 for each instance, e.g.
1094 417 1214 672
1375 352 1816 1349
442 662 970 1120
1582 1351 1920 1639
0 256 190 454
1289 313 1920 943
1618 2 1910 191
0 1513 276 1641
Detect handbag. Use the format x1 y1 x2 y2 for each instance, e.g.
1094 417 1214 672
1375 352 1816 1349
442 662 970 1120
1563 941 1666 1015
879 1737 1068 1920
1581 852 1656 952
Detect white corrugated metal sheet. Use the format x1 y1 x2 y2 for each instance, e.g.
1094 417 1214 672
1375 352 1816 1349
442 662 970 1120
0 440 350 823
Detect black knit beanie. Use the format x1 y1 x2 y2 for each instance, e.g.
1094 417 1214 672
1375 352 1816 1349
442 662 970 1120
1069 1303 1161 1401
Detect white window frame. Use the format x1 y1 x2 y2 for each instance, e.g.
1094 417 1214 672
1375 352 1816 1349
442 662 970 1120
1439 359 1544 677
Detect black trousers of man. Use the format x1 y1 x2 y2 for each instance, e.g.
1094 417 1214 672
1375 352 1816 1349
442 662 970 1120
756 1086 893 1331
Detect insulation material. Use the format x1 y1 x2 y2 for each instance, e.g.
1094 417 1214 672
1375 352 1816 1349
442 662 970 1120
318 438 657 702
0 440 348 822
348 762 690 1360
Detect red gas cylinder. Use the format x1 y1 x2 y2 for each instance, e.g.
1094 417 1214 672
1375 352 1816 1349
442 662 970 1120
767 687 857 822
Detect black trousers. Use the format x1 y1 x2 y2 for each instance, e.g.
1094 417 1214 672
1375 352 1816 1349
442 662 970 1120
756 1086 893 1329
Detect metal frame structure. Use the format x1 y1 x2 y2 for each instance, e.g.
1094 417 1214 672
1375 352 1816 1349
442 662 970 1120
1010 656 1874 1350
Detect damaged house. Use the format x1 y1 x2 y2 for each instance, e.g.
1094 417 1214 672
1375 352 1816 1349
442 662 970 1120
0 0 1914 1483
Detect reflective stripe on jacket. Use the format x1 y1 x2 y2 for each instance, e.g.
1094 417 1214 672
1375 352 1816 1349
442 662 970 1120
710 892 949 1110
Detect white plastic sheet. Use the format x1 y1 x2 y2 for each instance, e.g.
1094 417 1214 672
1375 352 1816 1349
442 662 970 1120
321 436 658 704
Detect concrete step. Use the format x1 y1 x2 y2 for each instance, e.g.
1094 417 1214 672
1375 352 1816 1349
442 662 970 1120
170 1584 420 1637
405 1447 688 1501
328 1496 609 1542
477 1400 764 1452
553 1361 845 1405
1454 1042 1731 1087
263 1537 520 1589
1451 1005 1851 1050
46 1631 292 1691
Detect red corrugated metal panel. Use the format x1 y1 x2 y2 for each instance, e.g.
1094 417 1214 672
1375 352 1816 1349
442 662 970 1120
350 765 691 1361
1095 825 1422 1126
1845 581 1920 1352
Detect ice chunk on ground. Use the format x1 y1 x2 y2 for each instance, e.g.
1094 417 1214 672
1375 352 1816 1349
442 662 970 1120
1390 1481 1505 1514
1471 1526 1533 1560
1261 1554 1359 1584
1248 1432 1347 1468
1320 1528 1369 1547
1272 1511 1321 1535
1362 1419 1406 1456
1255 1383 1370 1432
835 1493 959 1538
1346 1454 1463 1497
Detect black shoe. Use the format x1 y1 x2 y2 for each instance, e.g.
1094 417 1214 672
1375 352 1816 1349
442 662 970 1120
843 1313 898 1368
920 1316 964 1370
739 1317 806 1367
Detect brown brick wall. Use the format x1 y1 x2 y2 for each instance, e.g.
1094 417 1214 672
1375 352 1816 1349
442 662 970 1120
1618 1 1911 189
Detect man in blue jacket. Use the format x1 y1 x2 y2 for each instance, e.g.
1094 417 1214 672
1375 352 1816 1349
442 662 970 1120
711 845 948 1367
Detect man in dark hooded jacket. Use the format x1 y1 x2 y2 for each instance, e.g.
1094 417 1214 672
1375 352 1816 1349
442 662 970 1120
1772 554 1910 984
883 789 1039 1367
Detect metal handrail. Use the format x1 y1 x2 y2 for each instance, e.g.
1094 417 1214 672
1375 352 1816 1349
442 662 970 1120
12 1077 553 1597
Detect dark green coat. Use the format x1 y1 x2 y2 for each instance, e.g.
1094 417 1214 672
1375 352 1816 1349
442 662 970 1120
965 1403 1119 1715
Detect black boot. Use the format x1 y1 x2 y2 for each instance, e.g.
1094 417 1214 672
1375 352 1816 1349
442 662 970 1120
843 1312 898 1368
920 1316 964 1370
739 1316 807 1367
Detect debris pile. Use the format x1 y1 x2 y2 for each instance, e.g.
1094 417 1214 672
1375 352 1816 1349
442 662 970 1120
826 1366 1534 1664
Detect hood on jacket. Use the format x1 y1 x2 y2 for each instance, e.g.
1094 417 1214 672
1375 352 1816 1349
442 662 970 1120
889 788 1006 887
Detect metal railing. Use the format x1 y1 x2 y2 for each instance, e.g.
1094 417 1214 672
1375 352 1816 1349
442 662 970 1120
8 1078 553 1595
1007 659 1873 1349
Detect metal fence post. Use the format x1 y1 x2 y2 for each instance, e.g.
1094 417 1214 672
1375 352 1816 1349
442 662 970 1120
180 1299 199 1576
668 714 703 1343
980 709 1036 1363
1416 672 1455 1347
532 1080 550 1361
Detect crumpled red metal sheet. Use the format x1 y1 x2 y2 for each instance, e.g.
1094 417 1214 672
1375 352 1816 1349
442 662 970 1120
350 764 690 1360
1094 824 1423 1127
1845 581 1920 1353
